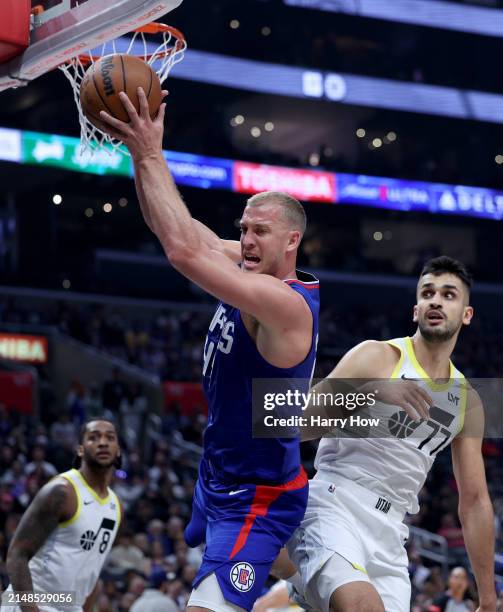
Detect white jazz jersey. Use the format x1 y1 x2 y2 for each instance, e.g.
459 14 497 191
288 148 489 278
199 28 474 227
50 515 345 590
6 468 121 611
315 336 467 514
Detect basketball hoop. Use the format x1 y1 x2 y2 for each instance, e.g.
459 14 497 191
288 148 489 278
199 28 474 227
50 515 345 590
59 22 186 155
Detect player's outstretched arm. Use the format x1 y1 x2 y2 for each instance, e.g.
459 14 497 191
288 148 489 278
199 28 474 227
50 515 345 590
451 390 496 612
302 340 433 441
100 90 242 266
6 478 75 612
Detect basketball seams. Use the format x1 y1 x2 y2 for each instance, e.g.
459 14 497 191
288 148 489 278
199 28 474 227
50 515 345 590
119 54 126 98
146 65 153 100
91 69 115 116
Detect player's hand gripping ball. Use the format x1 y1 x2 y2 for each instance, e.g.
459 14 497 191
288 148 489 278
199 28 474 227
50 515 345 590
79 54 162 131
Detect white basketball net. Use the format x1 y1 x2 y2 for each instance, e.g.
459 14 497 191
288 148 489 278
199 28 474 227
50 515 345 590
59 24 186 155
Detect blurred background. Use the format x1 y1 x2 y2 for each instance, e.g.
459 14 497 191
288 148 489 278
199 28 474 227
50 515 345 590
1 0 503 610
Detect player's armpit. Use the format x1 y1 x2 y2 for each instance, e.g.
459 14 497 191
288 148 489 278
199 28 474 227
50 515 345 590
169 248 311 333
192 220 242 264
6 478 76 592
221 239 242 263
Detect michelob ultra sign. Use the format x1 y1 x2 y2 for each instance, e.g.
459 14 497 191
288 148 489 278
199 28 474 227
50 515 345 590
0 334 48 363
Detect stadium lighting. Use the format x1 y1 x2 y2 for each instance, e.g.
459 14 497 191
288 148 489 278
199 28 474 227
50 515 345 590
52 194 62 205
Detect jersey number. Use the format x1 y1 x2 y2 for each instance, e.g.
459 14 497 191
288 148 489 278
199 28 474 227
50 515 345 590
417 421 452 456
203 321 234 377
389 407 453 456
99 530 111 554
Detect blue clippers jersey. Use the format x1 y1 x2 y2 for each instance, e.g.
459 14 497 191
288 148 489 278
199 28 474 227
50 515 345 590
201 270 319 485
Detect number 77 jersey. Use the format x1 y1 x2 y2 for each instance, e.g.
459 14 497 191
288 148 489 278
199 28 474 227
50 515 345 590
315 336 467 515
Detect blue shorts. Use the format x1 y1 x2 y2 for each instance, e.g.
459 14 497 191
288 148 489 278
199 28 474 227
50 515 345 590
184 460 308 611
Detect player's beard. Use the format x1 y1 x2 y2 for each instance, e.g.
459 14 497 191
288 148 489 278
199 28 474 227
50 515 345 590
418 316 460 343
84 453 117 470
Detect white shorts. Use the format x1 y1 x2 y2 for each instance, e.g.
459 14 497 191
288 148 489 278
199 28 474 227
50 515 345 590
188 572 246 612
287 472 411 612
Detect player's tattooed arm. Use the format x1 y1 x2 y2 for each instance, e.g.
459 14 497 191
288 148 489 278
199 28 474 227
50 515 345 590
6 479 75 611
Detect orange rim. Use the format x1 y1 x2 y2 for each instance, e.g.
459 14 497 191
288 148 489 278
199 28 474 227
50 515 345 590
70 23 186 66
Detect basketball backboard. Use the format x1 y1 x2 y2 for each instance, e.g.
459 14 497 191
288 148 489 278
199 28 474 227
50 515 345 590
0 0 183 92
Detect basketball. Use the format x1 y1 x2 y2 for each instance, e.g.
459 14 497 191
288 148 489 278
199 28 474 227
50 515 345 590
79 54 162 131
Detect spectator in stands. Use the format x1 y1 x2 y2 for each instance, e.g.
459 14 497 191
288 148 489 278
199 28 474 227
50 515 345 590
129 568 179 612
409 549 432 595
24 445 57 483
437 512 466 563
146 519 172 556
120 383 147 450
429 566 475 611
108 528 146 573
83 382 105 419
49 412 76 447
66 380 87 426
102 366 128 412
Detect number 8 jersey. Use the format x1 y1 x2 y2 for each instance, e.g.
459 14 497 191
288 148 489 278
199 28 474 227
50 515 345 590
315 336 467 515
9 468 121 610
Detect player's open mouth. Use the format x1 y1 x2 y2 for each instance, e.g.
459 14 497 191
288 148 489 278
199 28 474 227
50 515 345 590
426 311 444 324
243 254 261 268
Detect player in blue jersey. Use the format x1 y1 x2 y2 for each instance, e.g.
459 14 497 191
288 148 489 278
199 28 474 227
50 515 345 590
100 91 320 611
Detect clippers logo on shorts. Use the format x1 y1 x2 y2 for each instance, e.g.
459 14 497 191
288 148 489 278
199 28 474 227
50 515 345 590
230 562 255 592
375 497 391 514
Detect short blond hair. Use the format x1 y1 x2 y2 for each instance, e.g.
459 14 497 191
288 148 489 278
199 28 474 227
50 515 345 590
246 191 307 237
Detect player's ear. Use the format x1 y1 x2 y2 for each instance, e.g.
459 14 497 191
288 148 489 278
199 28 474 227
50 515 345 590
286 230 301 252
77 444 84 458
462 305 473 326
412 305 418 323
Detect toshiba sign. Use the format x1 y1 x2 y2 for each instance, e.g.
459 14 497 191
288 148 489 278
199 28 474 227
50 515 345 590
234 162 336 203
0 334 48 363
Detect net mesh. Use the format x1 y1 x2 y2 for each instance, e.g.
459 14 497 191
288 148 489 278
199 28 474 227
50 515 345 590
59 24 186 155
